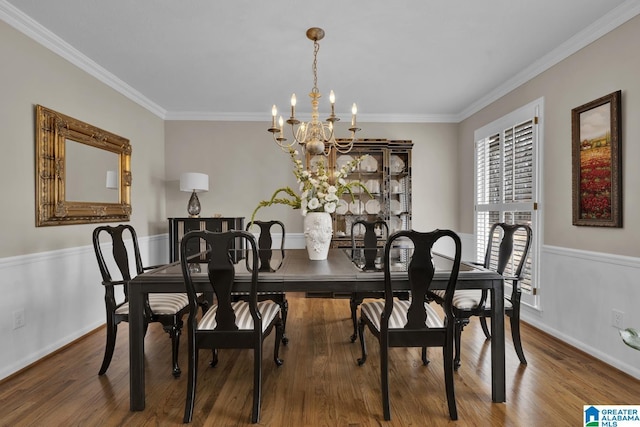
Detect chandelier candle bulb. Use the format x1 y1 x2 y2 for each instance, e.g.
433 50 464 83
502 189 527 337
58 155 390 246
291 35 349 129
271 105 277 128
351 103 357 127
291 94 296 117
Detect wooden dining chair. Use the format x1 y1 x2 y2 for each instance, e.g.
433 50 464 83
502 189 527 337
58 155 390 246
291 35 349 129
348 219 387 342
357 229 462 421
92 224 194 377
180 230 284 424
429 222 532 368
243 220 289 344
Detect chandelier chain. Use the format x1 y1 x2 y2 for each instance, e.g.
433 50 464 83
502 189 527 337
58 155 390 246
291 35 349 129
312 40 320 94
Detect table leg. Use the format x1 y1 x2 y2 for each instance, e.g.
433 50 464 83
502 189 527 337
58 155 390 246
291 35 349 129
490 278 506 402
129 287 146 410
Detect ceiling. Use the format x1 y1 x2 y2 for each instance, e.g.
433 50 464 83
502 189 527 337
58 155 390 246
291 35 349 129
2 0 639 122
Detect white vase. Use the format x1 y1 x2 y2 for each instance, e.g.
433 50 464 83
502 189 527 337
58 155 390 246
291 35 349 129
303 212 333 260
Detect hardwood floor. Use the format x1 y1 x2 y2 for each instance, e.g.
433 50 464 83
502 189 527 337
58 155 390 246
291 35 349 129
1 293 639 426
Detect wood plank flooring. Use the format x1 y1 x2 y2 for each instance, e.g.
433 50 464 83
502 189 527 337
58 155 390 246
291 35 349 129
1 293 639 426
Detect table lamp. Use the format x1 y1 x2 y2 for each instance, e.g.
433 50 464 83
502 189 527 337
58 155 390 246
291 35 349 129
180 172 209 217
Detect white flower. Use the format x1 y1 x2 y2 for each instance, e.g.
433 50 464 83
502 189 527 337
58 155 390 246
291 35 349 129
308 197 320 210
325 193 339 202
324 202 337 213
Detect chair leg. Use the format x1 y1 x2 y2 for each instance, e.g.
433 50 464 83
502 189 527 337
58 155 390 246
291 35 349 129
480 316 491 339
381 336 391 421
99 320 117 375
510 312 527 365
183 340 198 423
350 294 363 343
274 317 284 366
357 317 367 366
164 322 182 378
421 347 430 365
251 341 263 423
210 349 218 367
280 298 289 345
453 319 464 370
443 333 458 420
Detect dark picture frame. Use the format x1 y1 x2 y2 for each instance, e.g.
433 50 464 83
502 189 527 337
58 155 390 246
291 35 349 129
571 90 622 227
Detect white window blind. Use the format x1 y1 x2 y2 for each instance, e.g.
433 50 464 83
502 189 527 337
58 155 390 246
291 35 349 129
474 99 542 303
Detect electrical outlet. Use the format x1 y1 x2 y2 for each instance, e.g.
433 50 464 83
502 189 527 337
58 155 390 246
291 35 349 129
612 309 624 329
13 309 25 329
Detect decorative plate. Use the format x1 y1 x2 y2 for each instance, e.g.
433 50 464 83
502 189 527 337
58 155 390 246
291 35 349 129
365 199 381 214
335 199 348 215
390 179 402 194
389 155 405 174
349 200 364 215
364 179 380 194
360 155 378 172
390 199 402 215
336 155 354 172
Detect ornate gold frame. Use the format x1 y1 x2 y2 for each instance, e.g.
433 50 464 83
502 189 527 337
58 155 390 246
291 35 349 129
35 105 132 226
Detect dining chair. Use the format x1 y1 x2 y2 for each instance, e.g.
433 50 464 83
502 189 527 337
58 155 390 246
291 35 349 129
357 229 462 421
242 220 289 344
348 219 388 342
429 222 532 368
180 230 283 424
92 224 195 377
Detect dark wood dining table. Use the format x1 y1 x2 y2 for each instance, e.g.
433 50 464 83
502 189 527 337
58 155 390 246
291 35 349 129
128 248 505 411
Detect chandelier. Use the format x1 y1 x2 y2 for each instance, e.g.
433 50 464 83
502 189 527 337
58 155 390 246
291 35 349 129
268 27 360 156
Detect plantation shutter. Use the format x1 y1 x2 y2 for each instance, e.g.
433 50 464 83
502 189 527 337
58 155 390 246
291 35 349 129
474 99 541 302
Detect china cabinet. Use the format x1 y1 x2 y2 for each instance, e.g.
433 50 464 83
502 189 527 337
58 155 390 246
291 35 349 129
307 139 412 249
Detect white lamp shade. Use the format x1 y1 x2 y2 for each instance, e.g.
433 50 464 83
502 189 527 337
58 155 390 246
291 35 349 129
180 172 209 193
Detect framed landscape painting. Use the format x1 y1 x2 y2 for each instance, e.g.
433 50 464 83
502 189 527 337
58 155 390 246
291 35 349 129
571 90 622 227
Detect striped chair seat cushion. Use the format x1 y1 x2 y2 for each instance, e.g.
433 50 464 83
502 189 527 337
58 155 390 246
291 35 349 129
360 299 443 331
430 290 512 310
115 293 189 316
198 300 280 332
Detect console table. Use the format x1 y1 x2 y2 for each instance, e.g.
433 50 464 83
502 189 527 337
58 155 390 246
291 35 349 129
168 217 244 262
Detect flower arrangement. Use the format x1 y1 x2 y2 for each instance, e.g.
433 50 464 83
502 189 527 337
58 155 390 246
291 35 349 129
251 147 368 222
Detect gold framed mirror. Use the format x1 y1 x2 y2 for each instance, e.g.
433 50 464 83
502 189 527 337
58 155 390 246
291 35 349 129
36 105 131 226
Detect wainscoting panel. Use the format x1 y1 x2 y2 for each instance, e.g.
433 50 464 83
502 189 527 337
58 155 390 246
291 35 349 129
521 245 640 379
0 234 169 381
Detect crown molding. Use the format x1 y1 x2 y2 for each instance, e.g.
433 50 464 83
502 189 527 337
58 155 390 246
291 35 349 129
0 0 167 119
163 110 460 123
458 0 640 121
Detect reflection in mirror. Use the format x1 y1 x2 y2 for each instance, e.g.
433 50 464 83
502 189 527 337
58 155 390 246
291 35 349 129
65 139 120 203
36 105 131 226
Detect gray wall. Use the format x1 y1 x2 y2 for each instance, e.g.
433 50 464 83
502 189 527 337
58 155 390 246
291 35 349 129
164 121 460 234
0 20 166 378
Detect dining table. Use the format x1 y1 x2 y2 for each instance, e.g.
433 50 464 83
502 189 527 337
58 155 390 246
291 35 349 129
128 248 505 411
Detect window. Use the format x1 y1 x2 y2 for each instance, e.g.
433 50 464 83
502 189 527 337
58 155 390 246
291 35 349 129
474 98 542 307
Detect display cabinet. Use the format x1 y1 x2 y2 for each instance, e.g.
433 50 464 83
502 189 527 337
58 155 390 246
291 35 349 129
168 217 245 262
307 139 412 249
